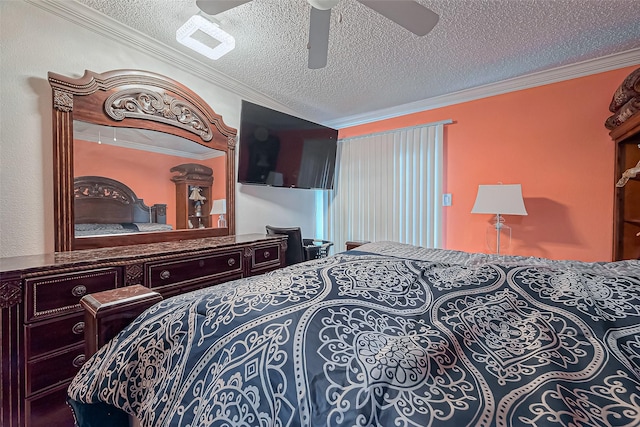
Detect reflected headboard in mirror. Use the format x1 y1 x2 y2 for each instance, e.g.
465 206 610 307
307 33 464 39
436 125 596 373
74 175 172 236
48 69 237 251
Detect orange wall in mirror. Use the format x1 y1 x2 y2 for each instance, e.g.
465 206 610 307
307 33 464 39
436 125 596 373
74 140 226 228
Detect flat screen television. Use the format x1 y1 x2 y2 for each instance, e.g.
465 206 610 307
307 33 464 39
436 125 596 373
237 100 338 190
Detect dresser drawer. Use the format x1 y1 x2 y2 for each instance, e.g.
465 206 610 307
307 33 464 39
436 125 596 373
25 313 85 360
26 344 85 396
26 383 77 427
145 250 243 291
25 268 121 323
161 272 244 299
250 243 282 273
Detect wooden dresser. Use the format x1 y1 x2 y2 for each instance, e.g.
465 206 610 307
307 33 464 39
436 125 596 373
0 234 286 427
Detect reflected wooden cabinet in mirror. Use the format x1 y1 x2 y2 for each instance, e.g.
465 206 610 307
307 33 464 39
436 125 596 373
0 234 287 427
48 69 237 251
171 163 215 230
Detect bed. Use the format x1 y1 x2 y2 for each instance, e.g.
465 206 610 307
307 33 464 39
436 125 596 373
67 241 640 426
74 176 173 236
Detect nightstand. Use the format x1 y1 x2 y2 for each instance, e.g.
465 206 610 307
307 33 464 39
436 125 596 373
345 240 371 250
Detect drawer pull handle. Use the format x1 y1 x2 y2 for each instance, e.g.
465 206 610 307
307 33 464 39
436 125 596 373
264 251 270 259
160 270 171 280
72 354 86 368
72 322 85 335
228 258 236 266
71 285 87 297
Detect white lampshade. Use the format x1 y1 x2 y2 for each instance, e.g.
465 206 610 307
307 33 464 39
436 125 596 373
210 199 227 215
188 186 207 202
266 171 284 186
471 184 528 215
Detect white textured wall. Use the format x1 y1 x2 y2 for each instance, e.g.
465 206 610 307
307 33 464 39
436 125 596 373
0 1 318 258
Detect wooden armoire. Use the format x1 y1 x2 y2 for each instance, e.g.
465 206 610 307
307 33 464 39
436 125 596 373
605 67 640 260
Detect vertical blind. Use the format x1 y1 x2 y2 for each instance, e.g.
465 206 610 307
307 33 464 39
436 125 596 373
322 122 446 252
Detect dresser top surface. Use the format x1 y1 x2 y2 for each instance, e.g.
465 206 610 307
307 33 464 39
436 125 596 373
0 234 285 275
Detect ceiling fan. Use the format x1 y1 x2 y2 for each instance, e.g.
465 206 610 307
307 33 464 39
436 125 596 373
195 0 439 69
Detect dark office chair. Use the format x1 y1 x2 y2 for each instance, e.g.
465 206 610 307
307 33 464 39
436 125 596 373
265 225 333 267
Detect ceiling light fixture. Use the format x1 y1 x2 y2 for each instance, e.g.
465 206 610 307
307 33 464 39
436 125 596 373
176 15 235 60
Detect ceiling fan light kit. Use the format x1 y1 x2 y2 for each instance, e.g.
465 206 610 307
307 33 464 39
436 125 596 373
176 14 235 60
194 0 438 69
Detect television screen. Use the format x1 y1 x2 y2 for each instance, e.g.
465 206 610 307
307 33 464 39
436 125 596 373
237 101 338 190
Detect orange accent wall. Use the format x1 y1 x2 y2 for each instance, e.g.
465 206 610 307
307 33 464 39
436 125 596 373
74 141 226 229
339 66 638 262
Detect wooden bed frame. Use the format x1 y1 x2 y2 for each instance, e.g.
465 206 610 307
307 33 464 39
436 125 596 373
80 285 163 356
74 175 167 225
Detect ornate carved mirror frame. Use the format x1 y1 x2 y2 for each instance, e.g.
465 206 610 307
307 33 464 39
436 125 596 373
48 69 237 252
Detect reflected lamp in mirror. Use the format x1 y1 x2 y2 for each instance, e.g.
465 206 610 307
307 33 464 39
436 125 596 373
471 184 528 254
210 199 227 228
189 186 207 224
188 186 207 202
266 171 284 186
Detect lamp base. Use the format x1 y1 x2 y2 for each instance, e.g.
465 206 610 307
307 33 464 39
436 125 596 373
217 214 227 228
486 214 512 255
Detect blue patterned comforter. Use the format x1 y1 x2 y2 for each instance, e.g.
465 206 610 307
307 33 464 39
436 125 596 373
68 242 640 426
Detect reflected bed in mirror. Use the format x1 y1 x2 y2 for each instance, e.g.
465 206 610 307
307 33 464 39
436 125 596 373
48 69 237 251
74 175 173 237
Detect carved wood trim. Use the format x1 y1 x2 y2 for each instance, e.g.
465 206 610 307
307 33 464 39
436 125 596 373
53 89 73 112
105 89 214 141
52 102 74 252
48 69 236 140
0 279 22 309
1 283 24 427
75 180 133 204
243 247 254 258
125 264 144 286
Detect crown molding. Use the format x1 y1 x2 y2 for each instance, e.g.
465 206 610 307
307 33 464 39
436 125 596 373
28 1 640 130
80 138 222 161
327 48 640 129
26 0 293 115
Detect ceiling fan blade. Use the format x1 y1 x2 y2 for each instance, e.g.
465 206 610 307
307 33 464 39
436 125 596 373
195 0 252 15
308 7 331 69
357 0 439 36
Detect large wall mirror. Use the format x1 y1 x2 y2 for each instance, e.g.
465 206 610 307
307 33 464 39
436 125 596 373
48 69 237 251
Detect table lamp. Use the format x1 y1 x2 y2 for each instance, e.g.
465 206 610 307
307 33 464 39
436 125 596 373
210 199 227 228
471 184 528 254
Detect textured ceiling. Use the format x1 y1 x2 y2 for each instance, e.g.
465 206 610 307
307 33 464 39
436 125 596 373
71 0 640 127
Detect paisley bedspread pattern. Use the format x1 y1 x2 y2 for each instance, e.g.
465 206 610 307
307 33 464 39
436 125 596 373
68 243 640 426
